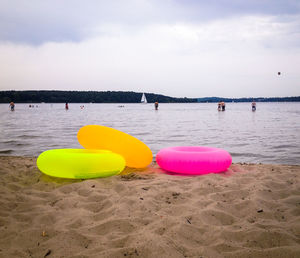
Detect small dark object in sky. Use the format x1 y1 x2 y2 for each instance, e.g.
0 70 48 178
278 72 281 75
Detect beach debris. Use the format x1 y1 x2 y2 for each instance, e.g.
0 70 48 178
42 231 47 237
50 199 60 207
123 248 139 256
141 187 149 191
91 185 95 188
172 192 180 199
247 217 256 223
121 173 150 181
257 209 264 213
165 197 171 204
44 249 51 257
140 197 144 200
186 218 192 224
26 249 33 257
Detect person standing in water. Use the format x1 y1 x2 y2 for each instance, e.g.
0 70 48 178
154 101 159 110
218 102 222 111
9 102 15 111
252 100 256 111
221 102 225 111
65 102 69 110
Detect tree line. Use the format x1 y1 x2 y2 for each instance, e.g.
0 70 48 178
196 96 300 102
0 90 299 103
0 90 197 103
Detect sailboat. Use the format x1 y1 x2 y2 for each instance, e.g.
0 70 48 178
141 93 147 104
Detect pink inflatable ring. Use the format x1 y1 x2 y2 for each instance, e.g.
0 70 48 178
156 146 232 175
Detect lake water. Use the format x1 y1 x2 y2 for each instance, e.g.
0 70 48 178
0 102 299 164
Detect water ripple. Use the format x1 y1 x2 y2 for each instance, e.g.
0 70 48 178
0 102 300 164
0 149 13 154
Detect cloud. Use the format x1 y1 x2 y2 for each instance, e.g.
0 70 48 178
0 1 299 97
0 0 156 44
0 0 300 44
1 14 299 97
173 0 300 18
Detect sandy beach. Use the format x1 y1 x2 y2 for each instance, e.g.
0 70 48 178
0 156 299 258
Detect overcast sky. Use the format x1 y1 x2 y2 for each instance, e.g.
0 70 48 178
0 0 299 98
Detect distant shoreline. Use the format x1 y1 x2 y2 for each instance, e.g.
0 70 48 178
0 90 299 103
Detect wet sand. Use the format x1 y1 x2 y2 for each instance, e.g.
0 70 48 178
0 156 299 258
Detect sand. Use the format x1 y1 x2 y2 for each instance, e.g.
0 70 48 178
0 156 299 258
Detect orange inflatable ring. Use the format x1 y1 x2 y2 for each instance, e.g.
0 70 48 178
77 125 152 168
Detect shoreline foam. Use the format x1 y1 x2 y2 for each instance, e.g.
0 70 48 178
0 156 299 257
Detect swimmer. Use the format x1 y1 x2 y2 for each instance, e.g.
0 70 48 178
251 101 256 111
9 102 15 111
154 101 159 110
218 102 222 111
221 102 225 111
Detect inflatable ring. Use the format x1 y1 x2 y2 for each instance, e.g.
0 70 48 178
156 146 232 175
37 149 126 179
77 125 153 168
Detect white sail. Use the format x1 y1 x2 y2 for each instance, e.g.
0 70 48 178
141 93 147 103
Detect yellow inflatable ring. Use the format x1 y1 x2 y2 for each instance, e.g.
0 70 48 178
77 125 153 168
37 149 126 179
